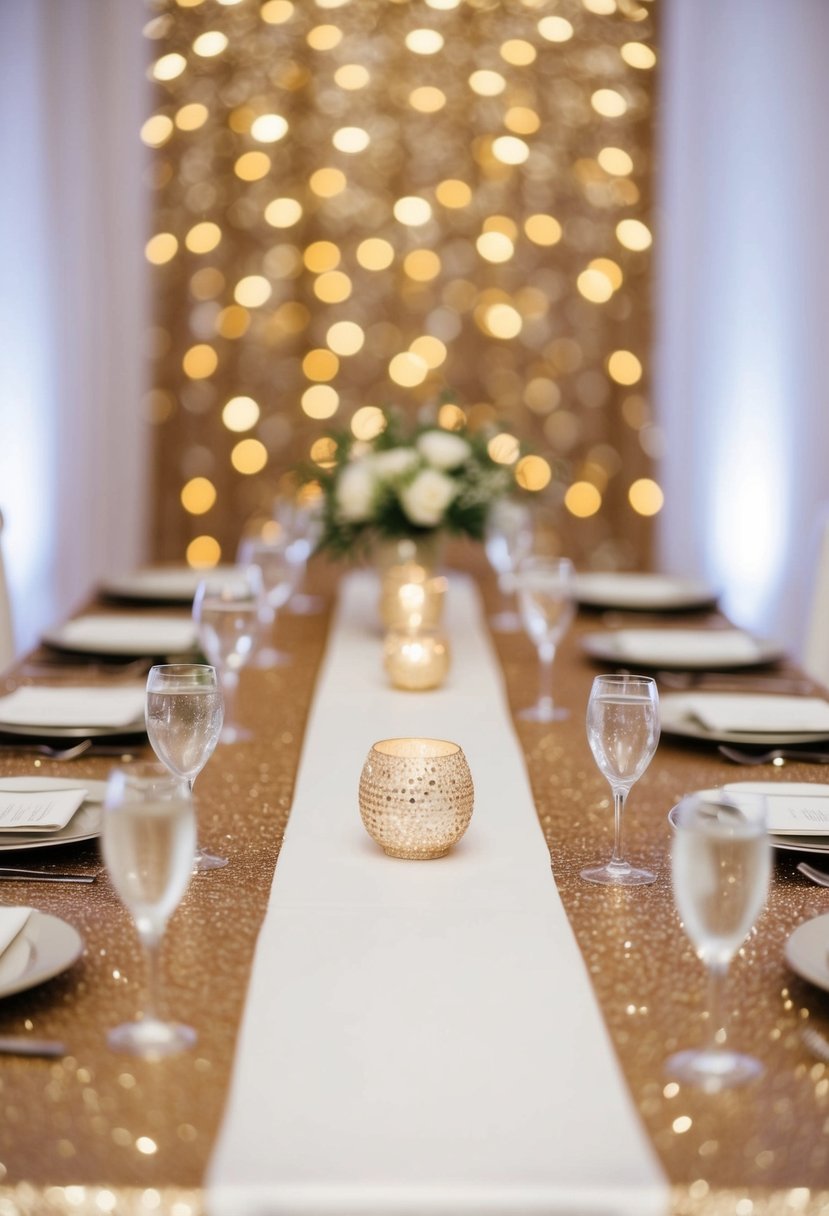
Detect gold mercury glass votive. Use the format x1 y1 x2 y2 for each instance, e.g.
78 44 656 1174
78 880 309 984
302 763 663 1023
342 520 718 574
383 629 450 691
379 565 447 632
359 738 474 860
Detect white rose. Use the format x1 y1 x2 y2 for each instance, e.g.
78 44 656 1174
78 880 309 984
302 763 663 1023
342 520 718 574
416 429 471 471
372 447 420 479
399 468 457 527
336 460 376 523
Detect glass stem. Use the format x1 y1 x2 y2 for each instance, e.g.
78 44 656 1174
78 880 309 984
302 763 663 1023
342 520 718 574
138 927 163 1024
538 642 555 713
221 669 239 729
707 960 728 1054
610 786 628 868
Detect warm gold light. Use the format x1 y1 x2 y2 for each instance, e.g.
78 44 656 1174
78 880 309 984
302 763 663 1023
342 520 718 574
477 232 514 264
525 214 562 246
629 478 663 516
504 107 540 135
351 405 387 441
193 31 228 57
488 433 521 465
598 146 634 176
303 349 339 381
234 151 271 181
590 257 623 290
175 103 208 130
333 126 370 154
389 352 429 388
335 64 370 90
409 87 446 113
565 481 602 517
265 197 303 227
525 378 561 414
435 179 471 209
469 70 506 97
616 218 652 251
234 275 272 307
403 250 442 281
185 222 222 254
145 233 178 265
410 335 447 368
303 241 341 273
222 396 260 432
310 436 338 466
190 267 225 299
438 403 466 430
577 267 614 304
515 455 552 491
405 29 444 55
356 237 395 270
621 41 656 69
492 136 529 165
608 350 643 385
152 53 187 82
583 0 616 13
181 476 217 515
182 344 218 379
251 114 288 142
394 196 432 226
301 385 339 419
537 15 573 42
231 438 268 474
186 536 221 567
260 0 294 23
500 39 536 66
313 271 352 303
307 25 343 51
141 115 174 147
309 167 346 197
591 89 628 118
485 303 522 339
327 320 365 356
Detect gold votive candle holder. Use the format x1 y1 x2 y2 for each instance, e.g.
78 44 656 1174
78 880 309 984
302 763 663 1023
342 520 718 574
383 629 450 691
379 565 447 631
358 738 474 860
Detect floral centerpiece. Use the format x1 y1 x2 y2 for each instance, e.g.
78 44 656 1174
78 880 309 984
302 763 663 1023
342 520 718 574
306 408 520 562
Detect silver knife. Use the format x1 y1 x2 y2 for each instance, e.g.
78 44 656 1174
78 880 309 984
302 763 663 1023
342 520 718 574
0 869 96 883
0 1035 67 1057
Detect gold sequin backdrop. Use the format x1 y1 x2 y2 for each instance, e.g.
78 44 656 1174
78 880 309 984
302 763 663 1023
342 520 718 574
143 0 658 568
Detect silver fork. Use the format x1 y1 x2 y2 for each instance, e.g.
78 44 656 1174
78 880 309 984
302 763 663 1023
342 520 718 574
0 739 92 760
797 862 829 887
718 744 829 766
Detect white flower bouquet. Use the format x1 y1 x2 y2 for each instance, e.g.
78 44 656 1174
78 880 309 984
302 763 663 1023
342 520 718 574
306 408 520 560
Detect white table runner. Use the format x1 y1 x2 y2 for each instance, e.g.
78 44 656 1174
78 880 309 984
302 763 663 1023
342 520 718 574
207 573 668 1215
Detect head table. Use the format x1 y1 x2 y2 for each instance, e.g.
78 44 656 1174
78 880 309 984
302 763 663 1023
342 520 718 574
0 555 827 1216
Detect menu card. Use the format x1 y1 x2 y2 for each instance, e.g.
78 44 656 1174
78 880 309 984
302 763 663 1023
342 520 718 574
0 685 145 729
727 788 829 836
0 788 88 833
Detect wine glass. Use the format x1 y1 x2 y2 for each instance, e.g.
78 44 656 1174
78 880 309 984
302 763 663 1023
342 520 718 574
193 565 263 744
515 556 576 722
237 528 302 668
101 761 197 1057
484 499 533 632
274 492 325 616
145 662 225 871
581 673 660 886
666 789 770 1089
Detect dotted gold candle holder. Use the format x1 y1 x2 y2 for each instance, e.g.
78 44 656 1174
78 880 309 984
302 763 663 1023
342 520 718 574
379 566 447 632
358 737 474 860
383 629 450 691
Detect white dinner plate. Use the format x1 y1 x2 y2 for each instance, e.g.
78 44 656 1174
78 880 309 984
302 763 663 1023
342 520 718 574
574 572 718 612
660 691 829 746
0 777 105 852
785 913 829 993
0 909 84 1000
581 629 785 670
43 614 198 658
667 783 829 855
101 564 238 604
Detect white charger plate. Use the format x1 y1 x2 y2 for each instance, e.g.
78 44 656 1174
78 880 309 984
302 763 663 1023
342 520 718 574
785 913 829 993
0 777 104 852
660 691 829 746
0 909 84 1000
43 614 198 658
101 564 238 604
581 630 785 671
574 572 718 612
667 782 829 855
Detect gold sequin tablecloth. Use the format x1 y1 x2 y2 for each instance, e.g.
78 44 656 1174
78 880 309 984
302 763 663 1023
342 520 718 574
1 563 828 1216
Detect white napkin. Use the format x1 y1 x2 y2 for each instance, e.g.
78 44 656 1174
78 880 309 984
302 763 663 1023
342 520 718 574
0 907 32 957
55 615 197 654
0 787 88 832
577 573 694 607
106 564 237 600
686 693 829 735
612 628 761 664
0 685 145 729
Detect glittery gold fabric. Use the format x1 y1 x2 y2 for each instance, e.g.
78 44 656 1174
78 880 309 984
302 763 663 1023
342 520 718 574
2 562 829 1215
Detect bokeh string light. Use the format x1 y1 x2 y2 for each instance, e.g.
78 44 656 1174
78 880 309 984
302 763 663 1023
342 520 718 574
144 0 657 568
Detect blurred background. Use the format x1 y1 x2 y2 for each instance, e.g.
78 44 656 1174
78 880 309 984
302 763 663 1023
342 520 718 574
1 0 827 660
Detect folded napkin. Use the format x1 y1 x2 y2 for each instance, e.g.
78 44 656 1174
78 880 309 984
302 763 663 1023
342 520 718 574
56 615 197 654
107 564 237 600
0 907 32 958
686 694 829 735
0 685 145 729
612 628 760 664
0 787 88 833
577 573 700 607
723 785 829 836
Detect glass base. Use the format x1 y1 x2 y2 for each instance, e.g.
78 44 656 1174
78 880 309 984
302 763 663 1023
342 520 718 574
665 1047 763 1091
490 610 522 633
580 859 656 886
194 845 228 871
518 703 569 723
108 1017 196 1058
252 647 292 669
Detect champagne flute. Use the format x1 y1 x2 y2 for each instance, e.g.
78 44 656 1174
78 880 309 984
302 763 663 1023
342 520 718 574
484 499 533 632
101 761 197 1057
515 556 576 722
236 530 302 668
193 566 263 744
667 790 770 1089
581 673 660 885
145 662 225 871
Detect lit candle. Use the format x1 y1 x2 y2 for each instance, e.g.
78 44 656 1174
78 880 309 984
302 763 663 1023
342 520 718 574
383 629 450 690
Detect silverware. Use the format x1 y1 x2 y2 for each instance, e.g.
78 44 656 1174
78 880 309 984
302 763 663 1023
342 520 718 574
18 657 149 681
718 744 829 766
658 671 813 694
800 1025 829 1063
0 868 96 884
0 739 93 760
797 862 829 887
0 1035 67 1057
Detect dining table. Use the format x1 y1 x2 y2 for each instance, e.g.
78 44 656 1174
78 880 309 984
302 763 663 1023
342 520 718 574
0 551 828 1216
